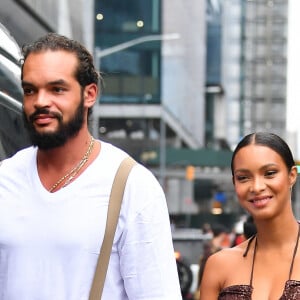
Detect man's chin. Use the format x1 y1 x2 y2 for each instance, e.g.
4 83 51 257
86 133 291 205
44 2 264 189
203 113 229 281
30 132 68 150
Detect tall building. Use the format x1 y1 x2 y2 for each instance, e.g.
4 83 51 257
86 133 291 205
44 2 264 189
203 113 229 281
220 0 289 150
93 0 206 158
221 0 243 148
240 0 288 140
93 0 211 215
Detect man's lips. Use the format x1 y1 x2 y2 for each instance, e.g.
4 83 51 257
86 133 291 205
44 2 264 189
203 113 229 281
33 114 56 125
29 109 62 124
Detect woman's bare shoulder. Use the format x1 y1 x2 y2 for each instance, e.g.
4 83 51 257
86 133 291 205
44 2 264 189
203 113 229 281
200 239 254 298
207 240 249 266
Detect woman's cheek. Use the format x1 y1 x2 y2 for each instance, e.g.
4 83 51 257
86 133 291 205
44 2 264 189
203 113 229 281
235 185 246 203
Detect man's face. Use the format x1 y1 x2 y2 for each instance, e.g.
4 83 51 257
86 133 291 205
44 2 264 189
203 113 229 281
21 50 86 150
23 95 85 150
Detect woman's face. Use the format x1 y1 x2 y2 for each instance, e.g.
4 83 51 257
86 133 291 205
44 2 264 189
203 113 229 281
232 144 297 219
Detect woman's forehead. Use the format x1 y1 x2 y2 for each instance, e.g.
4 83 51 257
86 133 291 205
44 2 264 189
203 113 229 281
234 144 284 166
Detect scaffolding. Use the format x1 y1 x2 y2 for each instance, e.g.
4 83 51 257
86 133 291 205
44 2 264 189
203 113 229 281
240 0 288 139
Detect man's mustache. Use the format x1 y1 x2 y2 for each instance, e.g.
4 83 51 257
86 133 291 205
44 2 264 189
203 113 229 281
28 108 63 123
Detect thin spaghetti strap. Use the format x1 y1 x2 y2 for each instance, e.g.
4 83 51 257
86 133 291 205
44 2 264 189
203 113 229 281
249 237 257 286
243 235 256 257
288 224 300 279
242 235 257 287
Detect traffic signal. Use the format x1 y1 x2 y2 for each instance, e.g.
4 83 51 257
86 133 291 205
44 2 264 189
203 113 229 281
211 200 222 215
185 165 195 181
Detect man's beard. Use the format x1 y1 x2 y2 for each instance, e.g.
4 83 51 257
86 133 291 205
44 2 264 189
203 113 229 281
23 97 85 150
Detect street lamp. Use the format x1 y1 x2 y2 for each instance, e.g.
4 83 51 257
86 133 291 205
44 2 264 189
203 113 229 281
94 33 180 71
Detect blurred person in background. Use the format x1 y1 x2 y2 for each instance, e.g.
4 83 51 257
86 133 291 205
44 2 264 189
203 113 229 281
231 216 247 246
200 132 300 299
201 222 213 238
232 215 257 247
194 223 230 300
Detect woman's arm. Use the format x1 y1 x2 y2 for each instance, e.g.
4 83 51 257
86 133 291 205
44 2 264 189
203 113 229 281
199 251 225 300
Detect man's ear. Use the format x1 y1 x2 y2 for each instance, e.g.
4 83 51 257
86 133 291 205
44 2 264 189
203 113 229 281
83 83 98 108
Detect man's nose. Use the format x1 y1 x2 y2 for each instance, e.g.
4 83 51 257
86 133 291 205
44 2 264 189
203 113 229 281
34 90 50 108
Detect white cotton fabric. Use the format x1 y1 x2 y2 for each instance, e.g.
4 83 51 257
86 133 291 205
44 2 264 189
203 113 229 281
0 141 181 300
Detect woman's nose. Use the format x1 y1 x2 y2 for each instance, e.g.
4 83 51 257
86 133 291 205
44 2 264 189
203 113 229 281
250 176 266 193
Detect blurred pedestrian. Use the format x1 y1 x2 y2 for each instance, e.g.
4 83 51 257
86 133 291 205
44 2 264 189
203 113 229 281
194 223 229 300
231 216 248 246
200 132 300 299
0 33 181 299
201 222 213 238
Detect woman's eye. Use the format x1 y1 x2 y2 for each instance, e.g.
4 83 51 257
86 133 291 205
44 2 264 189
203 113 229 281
265 170 277 177
236 175 249 182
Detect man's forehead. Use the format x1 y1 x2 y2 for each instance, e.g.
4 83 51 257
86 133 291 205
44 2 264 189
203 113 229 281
23 50 78 76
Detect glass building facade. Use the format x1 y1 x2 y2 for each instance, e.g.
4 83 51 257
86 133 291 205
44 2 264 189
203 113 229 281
205 0 222 146
206 0 221 86
94 0 161 104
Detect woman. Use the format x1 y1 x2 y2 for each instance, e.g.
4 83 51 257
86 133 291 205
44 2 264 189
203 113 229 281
200 132 299 299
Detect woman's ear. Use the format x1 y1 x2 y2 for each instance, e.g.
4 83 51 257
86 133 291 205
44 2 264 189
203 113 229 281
289 166 298 188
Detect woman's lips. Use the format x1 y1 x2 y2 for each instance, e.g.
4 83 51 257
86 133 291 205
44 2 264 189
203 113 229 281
249 196 272 208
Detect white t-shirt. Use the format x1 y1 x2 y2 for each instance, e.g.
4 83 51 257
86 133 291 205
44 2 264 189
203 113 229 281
0 141 181 300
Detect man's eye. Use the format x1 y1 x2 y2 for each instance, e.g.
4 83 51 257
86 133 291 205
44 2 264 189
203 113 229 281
53 87 65 93
23 88 34 95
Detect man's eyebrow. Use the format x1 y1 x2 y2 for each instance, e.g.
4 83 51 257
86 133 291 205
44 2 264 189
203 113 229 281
47 79 68 86
21 80 33 87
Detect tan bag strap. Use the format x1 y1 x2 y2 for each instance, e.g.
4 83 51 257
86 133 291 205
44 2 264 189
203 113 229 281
89 156 136 300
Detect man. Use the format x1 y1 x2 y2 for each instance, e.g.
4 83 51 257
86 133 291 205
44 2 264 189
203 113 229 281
0 33 181 299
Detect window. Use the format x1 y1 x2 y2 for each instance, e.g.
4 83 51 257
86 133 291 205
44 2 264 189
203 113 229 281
95 0 161 103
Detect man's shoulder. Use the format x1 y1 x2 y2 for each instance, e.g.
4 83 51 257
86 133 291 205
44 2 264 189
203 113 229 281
99 140 155 181
100 141 128 160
